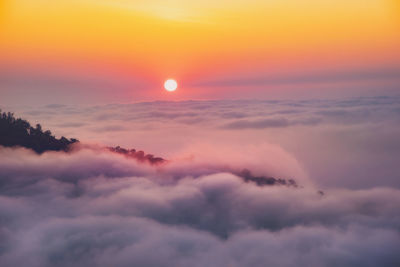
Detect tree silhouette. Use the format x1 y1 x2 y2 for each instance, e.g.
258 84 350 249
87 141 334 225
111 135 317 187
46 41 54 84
0 109 79 153
108 146 165 165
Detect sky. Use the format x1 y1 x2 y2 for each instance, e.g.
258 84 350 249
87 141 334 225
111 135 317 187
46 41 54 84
1 0 400 104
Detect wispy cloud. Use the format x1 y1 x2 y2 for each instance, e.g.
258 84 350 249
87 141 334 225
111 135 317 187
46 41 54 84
193 67 400 87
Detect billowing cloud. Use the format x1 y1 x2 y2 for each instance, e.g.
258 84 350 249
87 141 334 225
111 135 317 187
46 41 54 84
0 146 399 266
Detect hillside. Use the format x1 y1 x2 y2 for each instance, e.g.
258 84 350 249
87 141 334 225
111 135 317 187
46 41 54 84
0 110 79 153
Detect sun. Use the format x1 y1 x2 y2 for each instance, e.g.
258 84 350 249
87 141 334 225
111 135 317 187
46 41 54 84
164 79 178 92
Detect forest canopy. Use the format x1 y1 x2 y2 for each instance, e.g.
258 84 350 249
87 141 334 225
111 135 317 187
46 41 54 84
0 110 78 153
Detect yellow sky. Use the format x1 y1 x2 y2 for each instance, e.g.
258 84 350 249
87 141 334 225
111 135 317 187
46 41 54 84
0 0 399 100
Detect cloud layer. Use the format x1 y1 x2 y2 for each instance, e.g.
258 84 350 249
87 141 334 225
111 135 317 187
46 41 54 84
4 96 400 189
0 146 399 266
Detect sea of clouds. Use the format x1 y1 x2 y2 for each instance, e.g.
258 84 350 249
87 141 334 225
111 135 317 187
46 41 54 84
6 95 400 188
1 96 400 266
1 146 400 267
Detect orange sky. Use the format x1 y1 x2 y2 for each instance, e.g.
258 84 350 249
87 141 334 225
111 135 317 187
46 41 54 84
0 0 399 103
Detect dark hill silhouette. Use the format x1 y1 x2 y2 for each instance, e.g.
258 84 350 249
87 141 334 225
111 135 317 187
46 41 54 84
0 110 78 153
108 146 166 165
0 109 166 165
237 169 298 187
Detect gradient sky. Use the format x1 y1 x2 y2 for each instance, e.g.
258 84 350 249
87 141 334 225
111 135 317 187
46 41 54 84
1 0 399 104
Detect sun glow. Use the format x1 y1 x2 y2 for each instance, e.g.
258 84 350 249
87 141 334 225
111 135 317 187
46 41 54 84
164 79 178 92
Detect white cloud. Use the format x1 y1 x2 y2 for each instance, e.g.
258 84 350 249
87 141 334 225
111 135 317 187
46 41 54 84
0 147 399 266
